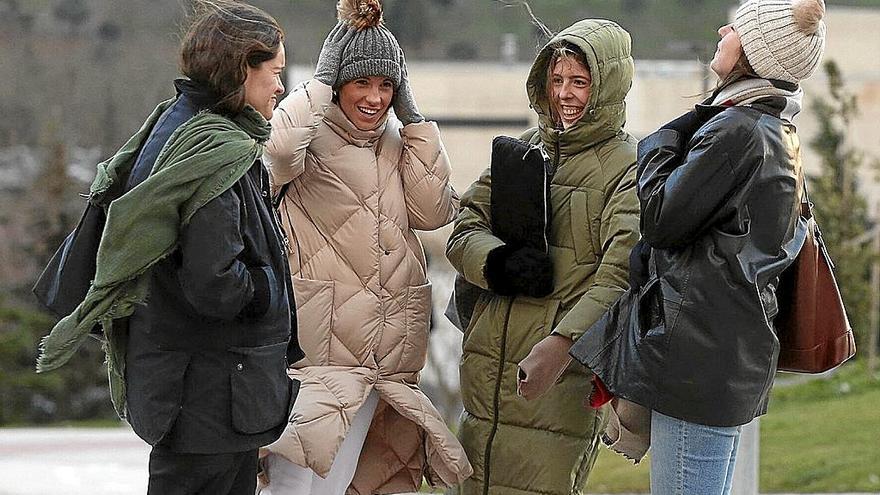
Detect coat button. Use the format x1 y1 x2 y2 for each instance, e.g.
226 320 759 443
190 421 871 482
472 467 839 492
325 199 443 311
236 363 243 371
384 250 390 255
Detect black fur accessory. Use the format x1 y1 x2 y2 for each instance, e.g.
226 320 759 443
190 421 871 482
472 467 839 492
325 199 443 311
485 244 554 298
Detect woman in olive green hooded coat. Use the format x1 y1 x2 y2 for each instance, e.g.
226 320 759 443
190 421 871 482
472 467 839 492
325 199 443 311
446 19 639 495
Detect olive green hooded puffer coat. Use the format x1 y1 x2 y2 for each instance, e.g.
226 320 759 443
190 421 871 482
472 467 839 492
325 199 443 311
446 20 639 495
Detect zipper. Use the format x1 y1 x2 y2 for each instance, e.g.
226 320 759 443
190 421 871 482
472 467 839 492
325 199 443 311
259 164 291 256
523 143 553 254
482 298 514 495
542 169 549 253
271 206 291 256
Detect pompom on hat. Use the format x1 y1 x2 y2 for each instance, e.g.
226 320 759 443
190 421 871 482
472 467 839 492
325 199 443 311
734 0 827 84
335 0 403 88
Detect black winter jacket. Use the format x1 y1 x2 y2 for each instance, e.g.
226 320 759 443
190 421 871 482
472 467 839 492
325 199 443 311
123 80 302 453
572 98 805 427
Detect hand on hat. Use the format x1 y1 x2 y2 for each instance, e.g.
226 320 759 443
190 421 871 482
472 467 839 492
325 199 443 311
315 22 354 87
392 53 424 125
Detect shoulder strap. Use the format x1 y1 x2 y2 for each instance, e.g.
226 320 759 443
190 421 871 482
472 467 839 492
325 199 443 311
800 175 814 220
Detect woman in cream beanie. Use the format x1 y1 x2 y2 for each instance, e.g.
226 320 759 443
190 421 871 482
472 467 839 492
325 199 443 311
570 1 826 494
731 0 826 84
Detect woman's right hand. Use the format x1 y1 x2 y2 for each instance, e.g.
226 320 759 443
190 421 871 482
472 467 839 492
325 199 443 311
314 22 354 87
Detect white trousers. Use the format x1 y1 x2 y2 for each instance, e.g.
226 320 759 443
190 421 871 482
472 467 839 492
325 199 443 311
260 390 379 495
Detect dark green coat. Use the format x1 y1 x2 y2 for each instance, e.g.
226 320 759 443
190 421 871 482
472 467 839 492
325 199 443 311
446 20 639 495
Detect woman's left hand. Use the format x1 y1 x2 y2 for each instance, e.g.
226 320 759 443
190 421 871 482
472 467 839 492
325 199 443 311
517 334 574 400
393 53 424 125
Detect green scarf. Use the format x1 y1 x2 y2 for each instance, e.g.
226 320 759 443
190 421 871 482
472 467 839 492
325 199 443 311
36 98 271 418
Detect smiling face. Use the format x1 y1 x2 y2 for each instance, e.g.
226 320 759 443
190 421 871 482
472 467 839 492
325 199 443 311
338 76 394 131
549 55 592 130
244 44 286 119
710 23 744 80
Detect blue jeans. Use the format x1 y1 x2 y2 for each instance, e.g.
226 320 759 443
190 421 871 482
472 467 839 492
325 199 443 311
650 411 742 495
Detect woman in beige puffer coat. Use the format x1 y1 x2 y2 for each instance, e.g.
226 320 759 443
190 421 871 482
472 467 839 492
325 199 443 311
259 5 471 495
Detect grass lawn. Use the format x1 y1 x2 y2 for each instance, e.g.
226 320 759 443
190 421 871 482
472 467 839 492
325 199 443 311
585 360 880 493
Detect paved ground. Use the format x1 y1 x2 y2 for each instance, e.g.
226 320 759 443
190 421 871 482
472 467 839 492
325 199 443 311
0 427 875 495
0 427 148 495
0 427 421 495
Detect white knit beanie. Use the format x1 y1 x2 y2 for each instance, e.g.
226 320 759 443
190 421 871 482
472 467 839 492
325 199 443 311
734 0 827 84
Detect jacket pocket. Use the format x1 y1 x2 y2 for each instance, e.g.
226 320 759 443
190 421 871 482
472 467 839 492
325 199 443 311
637 277 666 341
710 224 750 259
241 265 279 320
462 290 489 344
291 277 334 365
570 190 602 264
400 282 432 372
228 340 292 435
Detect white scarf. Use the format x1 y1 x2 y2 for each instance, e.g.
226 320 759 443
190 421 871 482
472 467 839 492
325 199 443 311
711 78 803 122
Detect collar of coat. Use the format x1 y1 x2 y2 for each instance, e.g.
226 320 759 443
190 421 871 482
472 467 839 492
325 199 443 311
36 97 271 419
324 103 390 147
525 19 634 158
702 77 803 123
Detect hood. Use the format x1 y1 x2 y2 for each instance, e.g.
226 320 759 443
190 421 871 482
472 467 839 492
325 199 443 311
526 19 634 157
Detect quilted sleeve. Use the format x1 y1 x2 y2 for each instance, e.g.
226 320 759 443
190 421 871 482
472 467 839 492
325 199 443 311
398 121 460 231
265 79 332 193
553 161 640 341
445 166 505 290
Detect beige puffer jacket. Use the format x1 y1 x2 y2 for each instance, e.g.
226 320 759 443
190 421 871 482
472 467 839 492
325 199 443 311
264 79 471 494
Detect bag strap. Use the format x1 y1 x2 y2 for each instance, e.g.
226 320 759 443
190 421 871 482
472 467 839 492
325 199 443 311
800 175 814 220
799 175 837 269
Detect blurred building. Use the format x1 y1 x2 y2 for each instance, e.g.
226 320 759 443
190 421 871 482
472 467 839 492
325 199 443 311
290 6 880 262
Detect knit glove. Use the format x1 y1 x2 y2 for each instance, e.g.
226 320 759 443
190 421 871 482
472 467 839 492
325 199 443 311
392 53 424 125
485 245 554 298
517 334 573 400
660 110 704 140
314 22 354 87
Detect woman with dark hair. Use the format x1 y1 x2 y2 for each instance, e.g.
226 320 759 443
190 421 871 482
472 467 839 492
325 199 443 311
571 1 827 493
36 2 300 494
446 19 639 495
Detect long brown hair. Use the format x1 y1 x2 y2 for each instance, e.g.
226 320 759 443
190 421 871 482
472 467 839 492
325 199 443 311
179 0 284 116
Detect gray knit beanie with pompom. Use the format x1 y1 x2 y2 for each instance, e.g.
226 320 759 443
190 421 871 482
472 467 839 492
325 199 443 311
335 0 403 88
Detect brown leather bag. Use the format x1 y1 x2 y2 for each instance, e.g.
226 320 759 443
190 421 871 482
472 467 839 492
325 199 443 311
774 182 856 373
